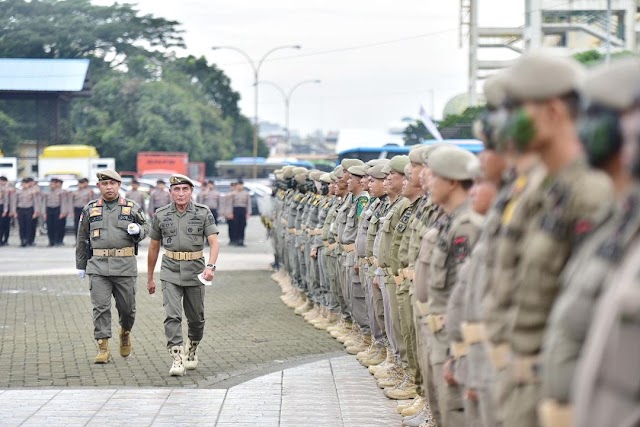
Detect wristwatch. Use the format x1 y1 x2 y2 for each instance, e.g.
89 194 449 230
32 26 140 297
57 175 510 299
206 264 217 271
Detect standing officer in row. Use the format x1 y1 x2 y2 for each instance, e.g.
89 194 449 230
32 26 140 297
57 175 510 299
147 174 220 376
148 179 171 217
42 177 69 247
72 178 95 237
75 170 149 364
198 180 221 224
229 180 251 246
0 176 11 246
11 177 40 247
125 180 146 214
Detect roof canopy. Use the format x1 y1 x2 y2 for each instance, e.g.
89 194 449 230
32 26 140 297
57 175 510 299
0 58 90 93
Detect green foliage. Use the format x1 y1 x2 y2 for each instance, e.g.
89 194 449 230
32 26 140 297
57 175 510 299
0 110 19 156
572 49 635 67
0 0 265 175
403 121 430 145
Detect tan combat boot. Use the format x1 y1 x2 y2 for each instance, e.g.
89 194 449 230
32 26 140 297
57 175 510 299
377 365 404 389
370 347 394 375
294 298 312 314
308 306 328 324
384 370 418 400
401 396 426 417
397 395 421 413
315 310 338 330
346 334 371 355
119 328 132 357
360 343 386 367
326 318 345 333
94 338 111 364
184 340 199 370
303 304 321 321
169 345 186 376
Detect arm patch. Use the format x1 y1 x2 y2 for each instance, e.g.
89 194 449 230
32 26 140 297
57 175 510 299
452 236 469 263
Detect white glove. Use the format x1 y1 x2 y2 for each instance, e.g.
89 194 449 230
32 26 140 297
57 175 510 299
77 270 86 279
127 223 141 235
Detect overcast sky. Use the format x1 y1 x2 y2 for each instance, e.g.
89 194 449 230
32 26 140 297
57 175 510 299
94 1 525 135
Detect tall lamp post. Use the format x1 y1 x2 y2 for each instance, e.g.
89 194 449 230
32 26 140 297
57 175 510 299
211 44 301 178
257 79 321 154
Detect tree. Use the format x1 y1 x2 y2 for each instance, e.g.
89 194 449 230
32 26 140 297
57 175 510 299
0 111 19 156
0 0 184 67
403 121 431 145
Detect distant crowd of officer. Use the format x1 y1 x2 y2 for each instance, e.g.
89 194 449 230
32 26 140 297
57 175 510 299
267 51 640 427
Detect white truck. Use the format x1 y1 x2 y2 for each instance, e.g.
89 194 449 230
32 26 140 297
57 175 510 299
38 145 115 181
0 156 17 182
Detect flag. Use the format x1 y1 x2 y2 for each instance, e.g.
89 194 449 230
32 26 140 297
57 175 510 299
419 105 443 141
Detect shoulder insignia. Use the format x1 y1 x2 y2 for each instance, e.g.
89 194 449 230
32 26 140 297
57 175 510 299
155 204 171 213
452 236 470 263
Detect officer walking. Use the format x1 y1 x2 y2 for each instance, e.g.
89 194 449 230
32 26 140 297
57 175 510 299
11 177 40 247
147 174 220 376
71 178 95 236
125 180 146 214
148 179 171 217
41 177 69 246
75 170 148 364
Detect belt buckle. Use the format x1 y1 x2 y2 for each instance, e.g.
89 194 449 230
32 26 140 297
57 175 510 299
108 248 116 257
178 252 185 261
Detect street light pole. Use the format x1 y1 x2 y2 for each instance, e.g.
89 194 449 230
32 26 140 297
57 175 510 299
211 45 301 179
257 79 321 155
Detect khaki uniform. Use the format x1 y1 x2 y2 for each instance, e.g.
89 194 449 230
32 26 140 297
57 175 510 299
0 183 11 245
11 185 41 246
322 195 341 312
149 201 218 347
125 190 146 213
148 188 171 215
424 199 483 427
503 159 612 427
333 194 353 321
357 197 382 341
540 185 640 426
76 196 148 339
366 196 389 342
42 187 70 246
72 187 95 234
572 224 640 427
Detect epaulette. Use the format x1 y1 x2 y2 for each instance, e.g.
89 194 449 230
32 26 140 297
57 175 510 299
85 199 99 210
155 204 171 214
294 193 303 202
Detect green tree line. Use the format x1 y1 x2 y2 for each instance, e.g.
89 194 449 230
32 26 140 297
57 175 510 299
0 0 267 173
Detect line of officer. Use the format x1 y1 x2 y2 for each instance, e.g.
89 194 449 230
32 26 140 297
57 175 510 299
75 170 149 364
11 177 40 247
71 178 95 236
41 177 70 247
148 179 171 217
125 179 147 214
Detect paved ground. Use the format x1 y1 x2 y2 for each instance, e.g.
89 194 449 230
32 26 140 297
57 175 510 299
0 217 404 425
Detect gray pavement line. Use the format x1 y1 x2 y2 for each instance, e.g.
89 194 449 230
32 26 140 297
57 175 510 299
18 389 62 426
84 389 117 426
213 389 230 426
199 351 345 389
278 370 284 426
329 358 345 424
149 388 177 426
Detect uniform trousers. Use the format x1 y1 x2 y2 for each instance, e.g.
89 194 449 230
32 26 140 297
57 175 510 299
306 242 321 304
46 206 65 245
504 379 539 427
317 247 330 307
162 281 205 347
90 275 136 339
346 252 369 334
324 251 341 312
286 234 302 290
377 271 400 360
296 236 308 292
232 206 247 243
467 342 500 427
425 326 465 427
0 204 10 244
335 253 352 321
17 207 34 245
364 265 386 343
397 280 420 386
74 207 83 237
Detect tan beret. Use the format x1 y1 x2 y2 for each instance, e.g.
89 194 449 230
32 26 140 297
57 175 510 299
428 146 477 181
169 173 194 187
367 164 388 179
503 50 585 101
96 169 122 182
347 165 367 177
275 172 283 180
421 143 448 164
294 173 309 185
320 173 332 184
382 155 410 174
329 172 338 182
282 167 295 179
334 165 344 178
404 163 411 178
483 72 508 108
581 57 640 111
308 170 323 181
409 145 429 164
341 158 365 170
292 167 309 176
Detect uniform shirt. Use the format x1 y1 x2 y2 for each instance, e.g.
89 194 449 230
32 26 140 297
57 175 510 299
72 187 95 209
392 196 423 275
321 197 340 254
42 187 68 213
75 197 148 276
366 196 388 260
541 185 640 403
202 189 220 210
341 191 368 246
508 159 612 356
11 186 40 214
149 201 219 287
0 184 9 212
335 193 353 246
148 188 171 213
231 190 251 208
125 190 146 212
356 197 379 258
377 197 409 269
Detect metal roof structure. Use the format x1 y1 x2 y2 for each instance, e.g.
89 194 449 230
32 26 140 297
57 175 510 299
0 58 90 94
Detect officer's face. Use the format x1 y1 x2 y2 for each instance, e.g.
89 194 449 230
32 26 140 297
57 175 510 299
386 171 404 195
346 173 359 192
409 163 423 187
369 178 385 198
479 150 507 183
98 179 121 201
470 178 497 215
170 184 192 205
132 183 139 190
428 174 454 205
